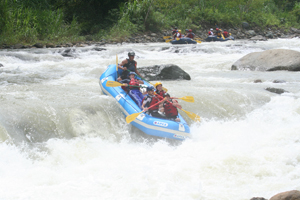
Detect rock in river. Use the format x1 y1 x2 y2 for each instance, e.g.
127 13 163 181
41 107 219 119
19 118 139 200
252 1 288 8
139 64 191 81
231 49 300 71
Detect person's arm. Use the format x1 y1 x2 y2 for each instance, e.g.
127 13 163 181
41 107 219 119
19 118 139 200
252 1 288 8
118 59 128 70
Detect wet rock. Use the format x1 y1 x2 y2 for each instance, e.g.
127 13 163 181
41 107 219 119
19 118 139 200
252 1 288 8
13 44 25 49
247 30 256 36
46 43 55 48
250 197 267 200
33 43 44 48
265 31 274 38
291 27 300 34
61 48 76 57
254 79 262 83
231 49 300 71
250 35 267 41
265 87 289 94
273 79 286 83
269 190 300 200
139 64 191 81
92 47 106 51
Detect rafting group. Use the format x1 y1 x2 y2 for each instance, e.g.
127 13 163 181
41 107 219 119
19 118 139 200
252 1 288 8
164 26 234 43
117 51 184 122
105 51 199 124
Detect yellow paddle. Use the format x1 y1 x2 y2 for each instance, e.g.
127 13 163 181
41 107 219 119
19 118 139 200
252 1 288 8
171 96 194 103
180 108 201 122
163 36 171 39
165 39 172 43
167 100 200 122
105 80 145 88
126 98 165 123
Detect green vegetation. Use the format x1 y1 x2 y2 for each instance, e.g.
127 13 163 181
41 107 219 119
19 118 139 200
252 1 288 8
0 0 299 46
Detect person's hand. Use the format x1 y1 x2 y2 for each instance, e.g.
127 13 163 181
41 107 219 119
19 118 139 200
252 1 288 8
123 83 128 86
144 107 149 111
123 66 127 70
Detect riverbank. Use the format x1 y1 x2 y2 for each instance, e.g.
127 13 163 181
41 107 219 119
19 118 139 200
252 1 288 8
1 26 300 50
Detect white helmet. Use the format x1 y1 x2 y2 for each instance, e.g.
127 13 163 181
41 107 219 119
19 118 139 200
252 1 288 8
210 28 213 31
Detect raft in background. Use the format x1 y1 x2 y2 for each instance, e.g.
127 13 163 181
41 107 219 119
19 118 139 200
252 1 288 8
170 37 197 44
205 35 235 42
99 64 191 141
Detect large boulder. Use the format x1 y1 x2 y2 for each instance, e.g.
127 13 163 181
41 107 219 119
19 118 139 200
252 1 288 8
269 190 300 200
231 49 300 71
139 64 191 81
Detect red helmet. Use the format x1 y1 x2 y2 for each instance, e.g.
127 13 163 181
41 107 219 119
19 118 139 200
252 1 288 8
216 28 219 31
189 29 192 32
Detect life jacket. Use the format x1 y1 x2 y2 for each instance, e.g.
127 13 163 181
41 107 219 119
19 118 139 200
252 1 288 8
121 59 136 79
143 95 160 111
223 31 229 38
164 100 178 118
186 33 195 39
155 90 165 100
129 78 139 90
208 31 214 35
176 32 182 38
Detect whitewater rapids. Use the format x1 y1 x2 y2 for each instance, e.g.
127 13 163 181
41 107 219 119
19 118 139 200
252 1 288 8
0 38 300 200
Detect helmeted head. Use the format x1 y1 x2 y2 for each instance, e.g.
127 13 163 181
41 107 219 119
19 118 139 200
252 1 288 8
189 29 192 32
147 86 155 92
128 51 135 57
216 28 219 31
178 30 181 33
174 27 177 29
163 93 170 97
154 82 162 89
129 71 136 78
210 28 213 31
185 29 189 32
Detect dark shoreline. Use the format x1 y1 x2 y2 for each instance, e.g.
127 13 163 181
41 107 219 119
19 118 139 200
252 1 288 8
1 26 300 50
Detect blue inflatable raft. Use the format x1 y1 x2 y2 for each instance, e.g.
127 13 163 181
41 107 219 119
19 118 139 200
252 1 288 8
99 64 191 141
205 35 235 42
171 38 197 44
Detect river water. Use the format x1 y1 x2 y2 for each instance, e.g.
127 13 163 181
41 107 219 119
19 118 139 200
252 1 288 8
0 39 300 200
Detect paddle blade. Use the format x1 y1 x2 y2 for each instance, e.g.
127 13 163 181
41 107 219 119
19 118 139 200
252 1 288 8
126 111 143 123
181 109 201 122
195 40 202 43
106 81 123 87
179 96 194 103
163 36 171 39
165 39 172 43
163 87 168 92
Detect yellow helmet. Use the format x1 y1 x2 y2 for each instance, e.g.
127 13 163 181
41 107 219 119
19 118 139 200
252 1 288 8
178 30 181 33
155 82 162 88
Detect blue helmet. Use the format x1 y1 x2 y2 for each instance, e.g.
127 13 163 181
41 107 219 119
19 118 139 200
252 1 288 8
129 72 136 76
147 86 155 91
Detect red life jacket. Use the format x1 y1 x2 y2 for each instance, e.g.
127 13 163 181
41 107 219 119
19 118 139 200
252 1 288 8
164 100 178 117
223 31 229 37
129 79 139 90
186 33 194 39
208 31 213 35
176 33 182 38
143 95 160 111
156 90 165 99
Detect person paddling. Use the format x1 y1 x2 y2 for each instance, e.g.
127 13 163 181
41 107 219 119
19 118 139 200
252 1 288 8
186 29 195 39
154 82 165 99
117 51 143 81
163 93 181 122
208 28 214 36
142 86 165 119
121 72 144 108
